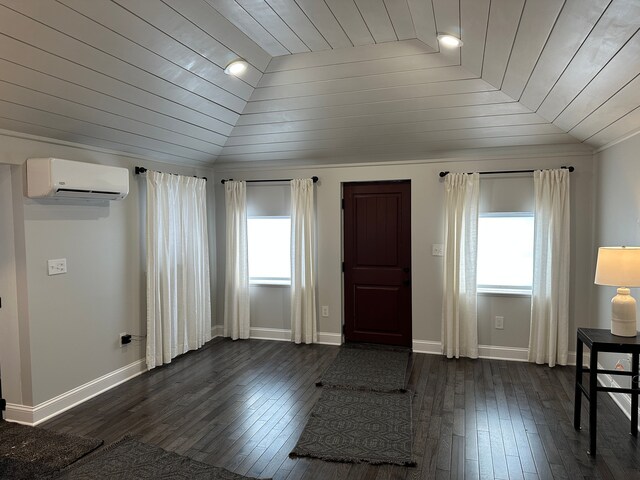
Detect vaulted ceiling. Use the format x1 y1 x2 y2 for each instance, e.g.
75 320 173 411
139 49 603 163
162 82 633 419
0 0 638 166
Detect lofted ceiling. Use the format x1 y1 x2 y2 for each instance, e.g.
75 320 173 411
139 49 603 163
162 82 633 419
0 0 638 166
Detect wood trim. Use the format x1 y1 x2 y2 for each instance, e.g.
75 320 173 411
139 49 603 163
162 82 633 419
4 359 146 426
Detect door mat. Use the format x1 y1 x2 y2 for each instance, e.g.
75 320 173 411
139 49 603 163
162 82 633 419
0 420 102 479
290 388 415 466
55 436 269 479
316 344 410 393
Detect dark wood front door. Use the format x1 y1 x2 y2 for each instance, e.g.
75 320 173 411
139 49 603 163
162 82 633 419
343 181 412 347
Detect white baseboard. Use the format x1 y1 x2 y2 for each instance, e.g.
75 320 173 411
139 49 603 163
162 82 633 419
4 404 33 425
4 359 147 426
317 332 342 345
413 340 530 361
214 324 342 345
478 344 529 362
413 339 582 365
567 351 590 367
211 324 224 338
250 327 291 341
412 339 441 354
597 363 640 431
249 327 342 345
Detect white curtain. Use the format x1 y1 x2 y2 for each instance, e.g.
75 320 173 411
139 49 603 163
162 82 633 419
442 173 480 359
224 181 250 340
290 178 317 344
529 169 570 367
146 171 211 370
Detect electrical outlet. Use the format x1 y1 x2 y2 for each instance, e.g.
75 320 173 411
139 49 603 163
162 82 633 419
321 306 329 317
432 244 444 256
119 332 131 347
47 258 67 276
495 316 504 329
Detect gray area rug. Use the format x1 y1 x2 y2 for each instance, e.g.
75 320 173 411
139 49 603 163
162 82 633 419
0 420 102 479
290 389 415 466
316 344 410 393
55 436 267 479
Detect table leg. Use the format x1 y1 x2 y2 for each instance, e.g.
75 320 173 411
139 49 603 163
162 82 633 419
574 338 583 430
588 346 598 456
632 352 639 437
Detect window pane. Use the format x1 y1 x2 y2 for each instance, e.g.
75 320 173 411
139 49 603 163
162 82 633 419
477 214 534 288
248 217 291 281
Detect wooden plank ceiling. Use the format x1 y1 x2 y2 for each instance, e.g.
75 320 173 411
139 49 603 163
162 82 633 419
0 0 638 166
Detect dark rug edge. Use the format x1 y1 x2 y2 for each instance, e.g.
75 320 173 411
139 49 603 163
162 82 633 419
342 343 413 353
52 434 138 477
288 450 417 467
0 422 104 479
54 435 271 480
315 381 408 394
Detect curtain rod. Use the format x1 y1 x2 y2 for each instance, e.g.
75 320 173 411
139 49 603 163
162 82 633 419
134 166 207 181
220 176 319 184
438 165 574 178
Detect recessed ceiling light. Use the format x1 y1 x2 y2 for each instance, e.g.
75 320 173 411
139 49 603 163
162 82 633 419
224 59 248 76
437 34 463 48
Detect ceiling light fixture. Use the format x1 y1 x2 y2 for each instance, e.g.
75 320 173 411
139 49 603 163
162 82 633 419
437 34 463 48
224 59 248 76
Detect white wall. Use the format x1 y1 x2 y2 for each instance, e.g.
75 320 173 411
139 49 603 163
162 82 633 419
0 133 215 417
215 151 595 356
593 131 640 426
0 165 27 407
594 132 640 358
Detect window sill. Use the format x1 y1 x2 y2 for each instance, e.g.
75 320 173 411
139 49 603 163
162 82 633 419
250 280 291 287
477 288 531 297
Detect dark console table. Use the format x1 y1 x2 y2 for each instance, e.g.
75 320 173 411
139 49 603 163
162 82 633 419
574 328 640 456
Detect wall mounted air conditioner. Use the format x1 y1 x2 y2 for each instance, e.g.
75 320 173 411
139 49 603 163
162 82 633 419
26 158 129 200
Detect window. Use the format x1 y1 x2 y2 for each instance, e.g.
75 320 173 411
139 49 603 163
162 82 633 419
477 213 534 294
247 217 291 285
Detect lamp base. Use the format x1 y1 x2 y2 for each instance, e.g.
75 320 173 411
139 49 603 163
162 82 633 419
611 287 638 337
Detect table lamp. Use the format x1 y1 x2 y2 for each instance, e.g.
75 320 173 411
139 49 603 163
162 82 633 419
594 246 640 337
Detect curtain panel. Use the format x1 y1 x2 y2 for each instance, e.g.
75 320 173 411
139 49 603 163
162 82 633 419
529 169 570 367
442 172 480 359
290 178 317 344
146 171 211 370
224 181 250 340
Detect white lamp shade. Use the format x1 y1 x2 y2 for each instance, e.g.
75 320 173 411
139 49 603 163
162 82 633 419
594 246 640 287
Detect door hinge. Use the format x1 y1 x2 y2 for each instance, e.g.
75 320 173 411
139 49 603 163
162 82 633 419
342 324 345 333
341 262 345 272
341 198 345 209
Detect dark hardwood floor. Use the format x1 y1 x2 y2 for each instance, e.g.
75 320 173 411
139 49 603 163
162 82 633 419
44 338 640 479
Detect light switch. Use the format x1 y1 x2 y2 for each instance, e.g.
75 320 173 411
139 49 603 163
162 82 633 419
48 258 67 276
432 244 444 256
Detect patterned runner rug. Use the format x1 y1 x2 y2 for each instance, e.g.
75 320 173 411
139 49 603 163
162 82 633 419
0 421 102 479
290 389 415 466
293 343 415 466
316 344 410 393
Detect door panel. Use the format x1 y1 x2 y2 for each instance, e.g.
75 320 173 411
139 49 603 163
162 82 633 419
343 181 411 347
